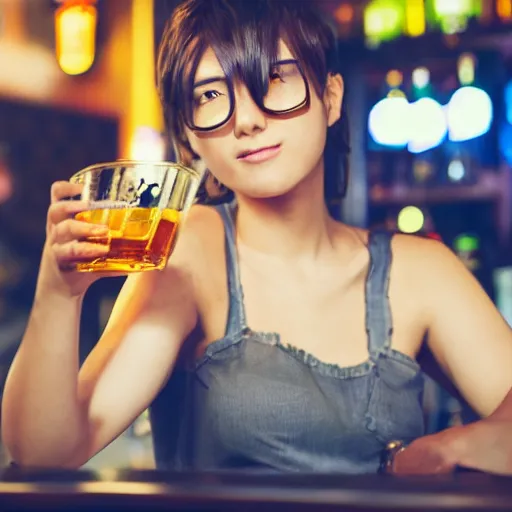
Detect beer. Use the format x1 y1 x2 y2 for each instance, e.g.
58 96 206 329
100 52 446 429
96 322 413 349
75 207 180 272
68 161 201 273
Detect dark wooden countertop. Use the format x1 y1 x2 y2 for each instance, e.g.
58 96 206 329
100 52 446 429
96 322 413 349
0 467 511 511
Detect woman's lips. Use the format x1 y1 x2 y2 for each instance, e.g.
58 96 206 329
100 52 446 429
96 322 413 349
237 144 281 163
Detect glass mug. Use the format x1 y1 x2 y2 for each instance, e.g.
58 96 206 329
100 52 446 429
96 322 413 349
68 161 202 273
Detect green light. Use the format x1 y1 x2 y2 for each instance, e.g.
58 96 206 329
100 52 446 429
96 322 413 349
364 0 405 44
454 234 479 253
433 0 474 17
428 0 482 34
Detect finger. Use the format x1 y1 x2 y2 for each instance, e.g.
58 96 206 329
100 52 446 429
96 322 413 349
51 181 84 203
53 240 110 269
51 219 109 245
393 449 455 475
47 200 91 226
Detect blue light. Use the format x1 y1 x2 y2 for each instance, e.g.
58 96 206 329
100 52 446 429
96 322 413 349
368 97 410 147
505 80 512 125
499 122 512 166
368 85 493 151
446 86 493 142
408 98 447 153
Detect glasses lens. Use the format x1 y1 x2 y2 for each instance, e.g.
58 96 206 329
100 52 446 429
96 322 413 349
192 79 231 130
263 62 307 113
189 62 307 130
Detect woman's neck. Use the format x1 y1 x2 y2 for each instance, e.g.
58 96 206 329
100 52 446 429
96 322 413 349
234 166 338 262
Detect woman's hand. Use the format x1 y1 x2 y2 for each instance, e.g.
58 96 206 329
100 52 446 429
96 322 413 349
38 180 113 298
392 419 512 476
391 428 460 475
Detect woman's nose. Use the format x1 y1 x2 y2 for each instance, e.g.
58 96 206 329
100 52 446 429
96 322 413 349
232 84 267 138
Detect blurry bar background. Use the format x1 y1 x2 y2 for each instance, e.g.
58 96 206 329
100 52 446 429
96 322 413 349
0 0 512 470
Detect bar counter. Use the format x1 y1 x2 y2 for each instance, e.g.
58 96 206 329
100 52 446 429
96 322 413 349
0 467 511 511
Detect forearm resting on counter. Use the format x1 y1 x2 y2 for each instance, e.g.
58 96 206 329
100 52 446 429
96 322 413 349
1 291 90 468
454 385 512 475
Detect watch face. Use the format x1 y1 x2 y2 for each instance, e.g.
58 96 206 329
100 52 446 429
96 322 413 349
379 440 407 474
387 440 404 451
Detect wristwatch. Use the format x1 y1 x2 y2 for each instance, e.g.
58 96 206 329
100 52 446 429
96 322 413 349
379 440 407 474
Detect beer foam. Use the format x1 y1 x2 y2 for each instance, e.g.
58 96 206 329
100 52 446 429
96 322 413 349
86 200 133 210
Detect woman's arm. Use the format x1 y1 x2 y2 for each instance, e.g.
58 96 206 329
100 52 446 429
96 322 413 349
391 237 512 475
1 207 206 468
423 241 512 418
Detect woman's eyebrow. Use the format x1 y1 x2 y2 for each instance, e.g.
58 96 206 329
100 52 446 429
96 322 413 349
193 76 226 88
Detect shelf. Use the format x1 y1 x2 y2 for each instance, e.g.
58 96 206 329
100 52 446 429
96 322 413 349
369 170 509 207
370 184 499 206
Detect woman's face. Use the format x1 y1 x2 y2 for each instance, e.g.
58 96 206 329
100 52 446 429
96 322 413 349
184 40 343 200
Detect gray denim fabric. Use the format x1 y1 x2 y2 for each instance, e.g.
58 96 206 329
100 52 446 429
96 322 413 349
150 202 425 473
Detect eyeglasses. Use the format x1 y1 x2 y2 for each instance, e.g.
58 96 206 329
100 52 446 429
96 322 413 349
185 59 310 131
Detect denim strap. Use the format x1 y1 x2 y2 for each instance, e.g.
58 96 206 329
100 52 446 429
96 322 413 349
365 230 394 359
214 202 247 335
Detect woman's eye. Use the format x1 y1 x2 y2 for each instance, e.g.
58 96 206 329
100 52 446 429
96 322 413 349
196 90 221 105
270 72 283 82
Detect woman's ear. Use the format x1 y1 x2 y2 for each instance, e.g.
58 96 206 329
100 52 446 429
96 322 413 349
323 73 344 127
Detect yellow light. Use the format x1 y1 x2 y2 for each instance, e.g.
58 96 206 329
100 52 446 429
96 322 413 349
55 0 97 76
457 52 475 85
405 0 426 37
386 69 403 88
387 89 407 98
397 206 424 233
127 0 165 160
497 0 512 19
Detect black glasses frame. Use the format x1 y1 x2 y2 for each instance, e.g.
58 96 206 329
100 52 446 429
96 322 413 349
184 59 311 132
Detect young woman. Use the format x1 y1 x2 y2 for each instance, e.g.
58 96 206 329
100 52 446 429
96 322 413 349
2 0 512 475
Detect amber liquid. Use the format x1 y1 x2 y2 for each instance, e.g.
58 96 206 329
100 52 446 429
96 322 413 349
74 207 180 272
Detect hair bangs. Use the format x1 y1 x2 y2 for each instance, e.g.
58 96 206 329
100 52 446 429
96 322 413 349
196 0 337 106
158 1 337 140
186 1 282 116
157 0 348 204
277 1 338 95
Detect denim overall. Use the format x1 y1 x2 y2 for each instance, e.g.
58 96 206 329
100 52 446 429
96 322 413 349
150 202 425 473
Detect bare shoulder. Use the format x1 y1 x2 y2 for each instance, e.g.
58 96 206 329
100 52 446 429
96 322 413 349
385 232 469 322
183 203 225 231
388 232 477 309
391 231 450 258
164 203 225 271
390 232 461 278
